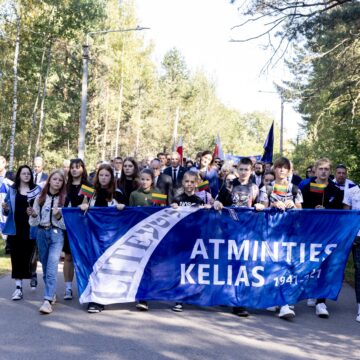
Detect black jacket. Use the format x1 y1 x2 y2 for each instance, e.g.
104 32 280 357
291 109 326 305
163 166 187 188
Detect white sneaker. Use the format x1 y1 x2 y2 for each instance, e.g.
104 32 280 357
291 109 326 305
11 287 23 301
39 300 53 314
278 305 295 319
307 298 316 307
356 313 360 323
315 303 329 318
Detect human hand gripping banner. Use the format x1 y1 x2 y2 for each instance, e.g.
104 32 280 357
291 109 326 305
62 207 360 308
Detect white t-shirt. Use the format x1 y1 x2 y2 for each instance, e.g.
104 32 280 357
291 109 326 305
343 185 360 236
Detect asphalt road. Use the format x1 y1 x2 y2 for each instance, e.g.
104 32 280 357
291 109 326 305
0 264 359 360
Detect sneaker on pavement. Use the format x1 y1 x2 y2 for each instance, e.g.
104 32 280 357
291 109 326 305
232 306 249 317
307 298 316 307
356 313 360 323
136 301 149 311
87 302 104 313
30 276 38 290
316 303 329 318
172 303 183 312
278 305 295 319
12 287 23 301
39 300 53 314
64 288 73 300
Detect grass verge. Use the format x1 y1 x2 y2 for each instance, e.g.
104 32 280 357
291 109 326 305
0 240 11 277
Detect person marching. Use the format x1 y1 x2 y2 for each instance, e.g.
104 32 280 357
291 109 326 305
2 165 40 301
259 157 303 319
130 168 163 311
28 170 67 314
300 158 343 318
62 158 91 301
171 171 211 312
80 163 125 313
214 157 264 317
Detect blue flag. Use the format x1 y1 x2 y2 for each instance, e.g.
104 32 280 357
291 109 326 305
261 121 274 163
62 207 360 308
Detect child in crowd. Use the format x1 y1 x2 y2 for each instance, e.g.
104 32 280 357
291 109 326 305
29 170 67 315
63 158 91 301
171 171 211 312
213 157 264 318
80 164 125 313
259 157 302 319
129 169 155 207
130 168 157 311
263 171 275 187
2 165 39 301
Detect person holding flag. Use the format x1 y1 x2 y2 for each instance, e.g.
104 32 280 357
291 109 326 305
214 157 264 318
300 158 343 318
171 170 210 312
79 164 125 313
129 168 166 311
258 157 303 319
2 165 40 301
62 158 92 301
191 150 219 198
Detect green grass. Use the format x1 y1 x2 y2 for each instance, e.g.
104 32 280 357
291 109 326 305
0 240 11 277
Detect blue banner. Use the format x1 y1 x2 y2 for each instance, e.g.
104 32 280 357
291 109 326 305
62 207 360 308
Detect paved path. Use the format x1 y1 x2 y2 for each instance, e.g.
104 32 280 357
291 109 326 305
0 265 359 360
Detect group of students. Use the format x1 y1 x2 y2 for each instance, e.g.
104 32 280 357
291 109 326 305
0 152 359 323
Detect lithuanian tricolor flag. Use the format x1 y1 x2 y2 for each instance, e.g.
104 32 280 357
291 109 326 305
273 183 287 195
310 182 326 193
79 184 95 198
197 180 209 191
152 193 167 205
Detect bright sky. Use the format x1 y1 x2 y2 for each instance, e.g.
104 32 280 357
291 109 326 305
135 0 301 143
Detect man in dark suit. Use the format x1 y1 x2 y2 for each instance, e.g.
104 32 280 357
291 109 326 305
252 161 265 188
150 159 173 205
163 151 186 190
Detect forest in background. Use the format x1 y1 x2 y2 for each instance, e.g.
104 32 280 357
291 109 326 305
0 0 278 171
1 0 359 182
230 0 360 180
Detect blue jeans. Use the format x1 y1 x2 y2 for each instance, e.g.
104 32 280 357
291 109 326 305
353 236 360 303
36 227 64 301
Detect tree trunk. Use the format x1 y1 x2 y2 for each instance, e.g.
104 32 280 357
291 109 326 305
115 45 124 157
27 46 47 162
8 9 21 171
134 105 142 158
101 87 110 161
34 44 52 157
115 72 124 157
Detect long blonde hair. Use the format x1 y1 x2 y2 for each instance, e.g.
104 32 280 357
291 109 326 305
38 169 67 207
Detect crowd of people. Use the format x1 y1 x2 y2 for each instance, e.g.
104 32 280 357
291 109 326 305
0 152 359 323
